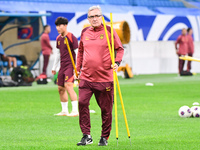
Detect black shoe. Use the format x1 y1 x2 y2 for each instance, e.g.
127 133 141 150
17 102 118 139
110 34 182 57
77 134 93 146
98 137 108 146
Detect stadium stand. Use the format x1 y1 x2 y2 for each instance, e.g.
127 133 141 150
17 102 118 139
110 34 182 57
1 0 199 15
185 0 200 2
1 0 200 15
0 0 200 15
0 0 199 9
187 1 200 8
131 0 185 8
0 0 130 5
0 0 188 7
155 7 200 15
0 43 23 75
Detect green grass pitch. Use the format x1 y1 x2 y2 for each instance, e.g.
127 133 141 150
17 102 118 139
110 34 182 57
0 74 200 150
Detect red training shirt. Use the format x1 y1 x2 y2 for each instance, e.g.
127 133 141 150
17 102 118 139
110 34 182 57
56 32 78 69
41 33 52 55
175 35 188 55
76 24 124 82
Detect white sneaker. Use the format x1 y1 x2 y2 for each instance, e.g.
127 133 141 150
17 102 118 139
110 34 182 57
54 112 68 116
67 111 79 117
9 67 13 72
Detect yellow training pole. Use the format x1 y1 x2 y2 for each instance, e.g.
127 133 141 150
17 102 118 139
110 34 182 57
65 37 79 82
102 15 131 145
110 13 118 145
179 56 200 62
102 15 118 144
115 74 131 143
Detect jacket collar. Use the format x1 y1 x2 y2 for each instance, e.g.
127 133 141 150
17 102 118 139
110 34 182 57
89 24 104 31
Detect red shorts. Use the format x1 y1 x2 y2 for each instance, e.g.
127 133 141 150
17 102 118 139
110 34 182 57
57 67 74 86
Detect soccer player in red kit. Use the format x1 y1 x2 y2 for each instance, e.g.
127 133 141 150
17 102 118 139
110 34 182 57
187 28 194 72
52 17 78 117
175 28 188 74
76 6 124 146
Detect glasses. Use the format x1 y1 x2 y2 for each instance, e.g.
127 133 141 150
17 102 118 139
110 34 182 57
88 15 102 19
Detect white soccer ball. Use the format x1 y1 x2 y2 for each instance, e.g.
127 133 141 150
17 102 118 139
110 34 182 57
192 106 200 117
178 106 192 118
191 106 199 113
192 102 199 106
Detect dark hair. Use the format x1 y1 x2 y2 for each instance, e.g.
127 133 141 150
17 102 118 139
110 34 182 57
55 17 68 26
187 27 192 32
44 25 49 30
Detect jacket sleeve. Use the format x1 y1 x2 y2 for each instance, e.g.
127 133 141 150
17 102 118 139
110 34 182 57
76 38 83 72
52 48 60 71
175 36 181 50
113 29 124 65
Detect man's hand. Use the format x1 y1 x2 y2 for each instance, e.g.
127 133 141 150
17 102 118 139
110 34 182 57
111 63 119 72
74 71 80 80
52 70 56 75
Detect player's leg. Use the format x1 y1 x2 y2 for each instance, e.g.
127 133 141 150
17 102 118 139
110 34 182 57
181 59 185 73
65 81 78 116
187 53 192 72
178 55 185 74
7 56 17 71
63 67 78 116
94 81 113 146
54 71 69 116
4 56 11 69
42 55 49 75
54 85 69 116
77 79 93 146
12 57 17 68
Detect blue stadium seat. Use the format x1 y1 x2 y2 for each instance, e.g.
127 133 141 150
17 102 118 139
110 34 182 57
0 0 130 5
131 0 185 8
0 43 23 76
0 0 188 8
3 60 23 67
2 60 23 75
185 0 200 2
0 42 4 76
0 61 3 76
